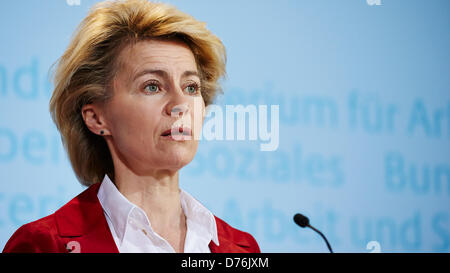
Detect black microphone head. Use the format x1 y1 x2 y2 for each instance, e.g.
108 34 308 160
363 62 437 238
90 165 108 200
293 213 309 228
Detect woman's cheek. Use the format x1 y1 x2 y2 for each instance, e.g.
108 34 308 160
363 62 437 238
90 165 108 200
191 97 205 140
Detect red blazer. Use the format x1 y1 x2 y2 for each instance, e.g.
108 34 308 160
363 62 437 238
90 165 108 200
2 183 260 253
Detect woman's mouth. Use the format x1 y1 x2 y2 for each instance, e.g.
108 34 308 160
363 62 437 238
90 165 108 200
161 127 192 140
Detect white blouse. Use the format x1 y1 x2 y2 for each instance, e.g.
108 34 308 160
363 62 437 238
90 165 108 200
97 175 219 253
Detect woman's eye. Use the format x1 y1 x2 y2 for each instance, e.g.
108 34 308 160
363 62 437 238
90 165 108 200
184 85 198 94
144 83 159 93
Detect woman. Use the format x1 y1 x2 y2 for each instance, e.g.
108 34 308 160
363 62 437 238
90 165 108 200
3 0 260 253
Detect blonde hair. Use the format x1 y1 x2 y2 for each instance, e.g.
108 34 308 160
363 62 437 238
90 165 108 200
49 0 226 186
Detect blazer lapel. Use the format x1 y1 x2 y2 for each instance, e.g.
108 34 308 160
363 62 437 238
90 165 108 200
209 216 254 253
54 183 119 253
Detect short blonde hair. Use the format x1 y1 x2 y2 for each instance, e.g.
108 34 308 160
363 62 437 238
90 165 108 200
49 0 226 186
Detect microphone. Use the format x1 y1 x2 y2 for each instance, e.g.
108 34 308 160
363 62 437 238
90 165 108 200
293 213 334 253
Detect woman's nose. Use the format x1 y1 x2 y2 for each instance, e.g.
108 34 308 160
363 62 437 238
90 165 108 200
165 84 191 117
169 102 190 117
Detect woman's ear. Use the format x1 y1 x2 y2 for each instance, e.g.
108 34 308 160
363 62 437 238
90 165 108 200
81 104 111 136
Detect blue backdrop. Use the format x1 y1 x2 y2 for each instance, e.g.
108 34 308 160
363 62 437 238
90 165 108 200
0 0 449 253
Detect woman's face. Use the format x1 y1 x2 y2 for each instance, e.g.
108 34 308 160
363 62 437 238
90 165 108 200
100 39 205 175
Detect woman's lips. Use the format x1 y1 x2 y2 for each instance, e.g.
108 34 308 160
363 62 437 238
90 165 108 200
161 127 192 140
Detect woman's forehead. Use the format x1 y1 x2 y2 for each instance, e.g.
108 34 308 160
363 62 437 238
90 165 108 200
117 39 198 74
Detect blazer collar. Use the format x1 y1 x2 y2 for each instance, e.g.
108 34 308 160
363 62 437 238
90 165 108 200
54 183 119 253
54 182 252 253
208 216 254 253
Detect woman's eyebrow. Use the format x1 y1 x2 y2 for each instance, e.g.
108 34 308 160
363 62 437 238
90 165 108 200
181 70 200 79
133 69 199 81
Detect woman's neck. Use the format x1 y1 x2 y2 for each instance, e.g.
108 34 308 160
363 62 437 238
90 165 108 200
112 166 187 252
114 167 183 225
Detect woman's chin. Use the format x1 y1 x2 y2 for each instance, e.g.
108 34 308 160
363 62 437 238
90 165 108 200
155 151 196 170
